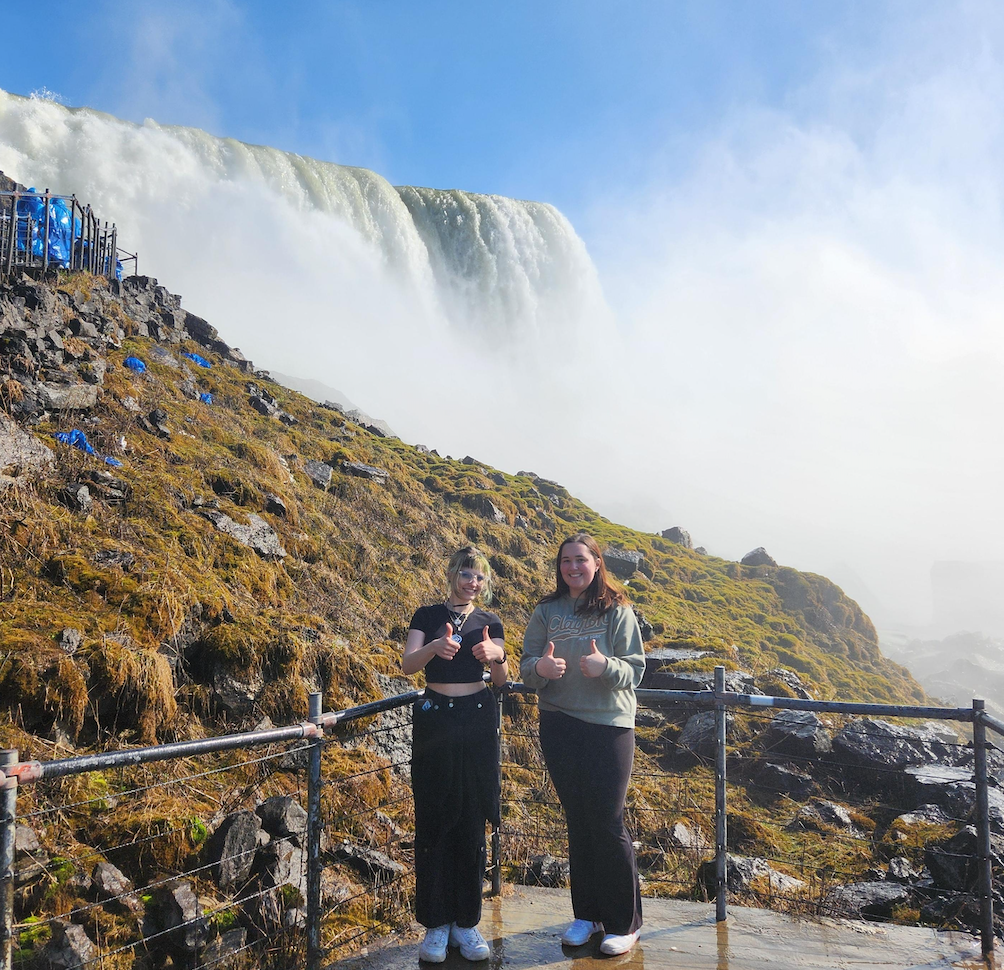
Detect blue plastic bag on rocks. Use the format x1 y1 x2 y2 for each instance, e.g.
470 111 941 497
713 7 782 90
199 392 213 405
54 429 95 455
124 357 146 373
182 352 212 368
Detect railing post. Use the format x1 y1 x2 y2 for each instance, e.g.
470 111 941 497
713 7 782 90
973 700 995 962
490 686 503 896
714 666 728 922
42 189 50 273
0 750 19 970
306 692 323 970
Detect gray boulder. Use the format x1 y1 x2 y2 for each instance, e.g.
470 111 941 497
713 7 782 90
303 459 334 490
741 547 777 567
340 460 389 485
519 853 569 888
760 710 831 758
678 710 735 758
603 548 645 579
40 921 98 970
0 414 53 475
199 509 287 559
38 382 98 410
210 811 262 891
257 795 308 841
825 881 910 919
699 855 806 896
788 800 867 838
833 718 957 770
661 527 693 548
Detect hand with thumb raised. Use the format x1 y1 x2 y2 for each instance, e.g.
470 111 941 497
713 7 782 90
535 641 566 680
580 638 608 678
472 625 500 663
433 622 460 660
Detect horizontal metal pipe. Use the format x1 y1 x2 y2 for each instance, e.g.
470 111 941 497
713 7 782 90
35 724 314 780
977 711 1004 738
332 690 424 724
723 692 974 721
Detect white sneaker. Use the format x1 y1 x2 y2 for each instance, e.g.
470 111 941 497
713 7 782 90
419 924 450 963
449 923 490 961
561 919 603 946
600 930 640 955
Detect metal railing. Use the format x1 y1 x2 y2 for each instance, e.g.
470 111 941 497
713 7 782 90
0 188 137 282
0 669 1000 969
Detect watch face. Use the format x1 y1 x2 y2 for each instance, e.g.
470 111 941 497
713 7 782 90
451 634 463 644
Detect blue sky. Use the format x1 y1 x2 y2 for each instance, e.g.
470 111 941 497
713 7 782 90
3 1 897 220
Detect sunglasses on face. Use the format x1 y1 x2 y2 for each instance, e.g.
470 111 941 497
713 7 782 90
458 569 486 584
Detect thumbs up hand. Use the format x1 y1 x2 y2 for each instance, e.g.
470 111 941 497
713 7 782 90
580 639 608 678
472 625 502 664
535 641 566 680
433 622 461 660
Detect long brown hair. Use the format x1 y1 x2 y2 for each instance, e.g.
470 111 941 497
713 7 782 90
540 532 626 617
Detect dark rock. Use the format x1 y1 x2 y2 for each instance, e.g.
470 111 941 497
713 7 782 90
641 668 755 694
893 803 952 828
59 483 92 512
698 855 805 895
92 860 143 913
751 762 817 800
210 811 262 891
695 546 707 555
58 628 83 655
824 881 910 918
518 853 569 888
833 718 957 770
93 549 135 570
184 311 219 345
661 526 693 548
887 856 920 882
38 382 98 410
40 920 98 970
666 821 709 851
265 493 287 516
762 668 814 700
332 842 405 882
925 826 1004 892
213 668 264 715
0 414 53 474
633 608 654 642
741 547 777 567
788 800 866 837
303 459 333 490
678 710 735 758
603 547 645 579
200 927 247 967
760 710 832 758
79 359 106 384
156 879 209 955
15 823 41 855
199 510 287 559
84 469 131 503
462 492 506 523
340 460 389 485
257 795 308 841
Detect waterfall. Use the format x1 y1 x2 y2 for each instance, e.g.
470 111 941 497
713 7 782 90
0 88 607 354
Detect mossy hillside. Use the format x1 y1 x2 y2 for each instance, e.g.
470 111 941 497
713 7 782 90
0 272 925 752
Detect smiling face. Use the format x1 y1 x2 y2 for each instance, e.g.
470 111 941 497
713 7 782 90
559 541 599 597
450 566 486 606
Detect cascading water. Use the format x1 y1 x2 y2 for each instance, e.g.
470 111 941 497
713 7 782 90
0 88 607 351
0 87 619 482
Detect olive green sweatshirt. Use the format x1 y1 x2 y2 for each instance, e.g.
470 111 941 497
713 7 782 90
520 596 645 727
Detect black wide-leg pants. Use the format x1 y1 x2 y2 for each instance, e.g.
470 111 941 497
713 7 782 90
411 688 499 929
539 709 643 936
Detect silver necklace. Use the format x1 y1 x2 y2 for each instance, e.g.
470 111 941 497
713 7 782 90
444 601 473 642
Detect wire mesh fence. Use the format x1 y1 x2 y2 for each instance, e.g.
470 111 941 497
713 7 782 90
2 674 1000 969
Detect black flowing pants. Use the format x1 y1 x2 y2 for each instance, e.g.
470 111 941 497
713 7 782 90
411 688 499 929
539 709 643 936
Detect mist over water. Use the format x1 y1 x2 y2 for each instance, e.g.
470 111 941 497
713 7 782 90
2 84 1002 637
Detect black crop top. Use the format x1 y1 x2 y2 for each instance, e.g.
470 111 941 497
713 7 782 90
409 604 505 684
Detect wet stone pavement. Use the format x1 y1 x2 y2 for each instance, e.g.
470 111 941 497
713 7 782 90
329 886 989 970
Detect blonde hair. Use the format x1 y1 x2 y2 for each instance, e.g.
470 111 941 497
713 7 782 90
446 546 494 605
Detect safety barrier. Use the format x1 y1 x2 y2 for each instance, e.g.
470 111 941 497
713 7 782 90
0 188 137 283
1 670 999 969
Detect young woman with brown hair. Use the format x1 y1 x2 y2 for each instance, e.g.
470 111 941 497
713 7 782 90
520 533 645 955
